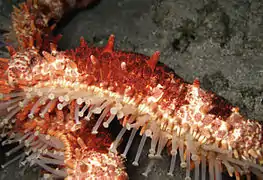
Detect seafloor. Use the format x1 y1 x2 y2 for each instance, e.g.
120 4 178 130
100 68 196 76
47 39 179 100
0 0 262 179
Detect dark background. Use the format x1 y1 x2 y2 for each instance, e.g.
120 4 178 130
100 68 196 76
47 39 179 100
0 0 263 179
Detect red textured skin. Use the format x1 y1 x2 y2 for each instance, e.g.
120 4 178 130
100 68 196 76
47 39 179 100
0 0 128 179
65 44 233 120
65 46 190 111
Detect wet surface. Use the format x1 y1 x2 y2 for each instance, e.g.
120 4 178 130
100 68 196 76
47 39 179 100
0 0 263 179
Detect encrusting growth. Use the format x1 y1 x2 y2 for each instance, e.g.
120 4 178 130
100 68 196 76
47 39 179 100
0 0 262 180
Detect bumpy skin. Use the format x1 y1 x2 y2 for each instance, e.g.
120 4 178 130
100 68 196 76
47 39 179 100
0 0 263 180
16 111 127 179
0 0 128 179
11 35 263 165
